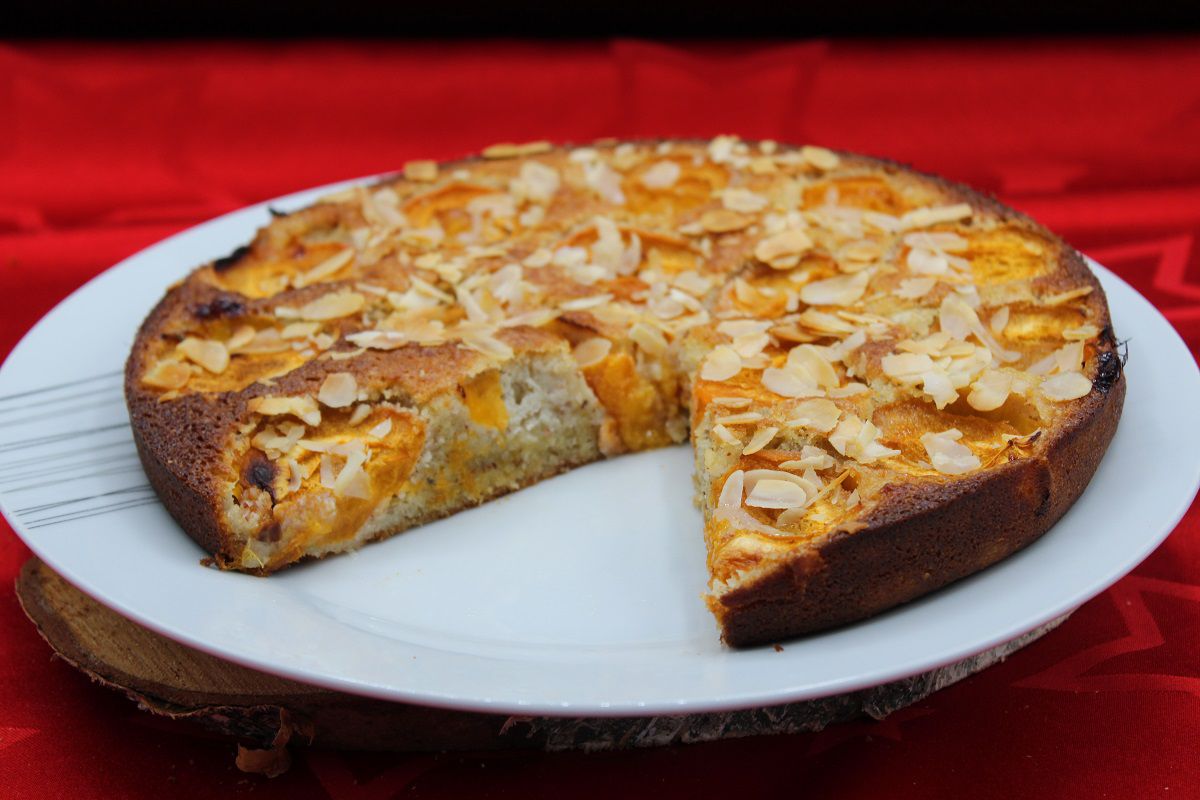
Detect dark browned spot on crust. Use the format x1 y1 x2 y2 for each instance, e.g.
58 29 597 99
1094 350 1122 394
213 244 252 272
192 296 246 319
242 450 278 502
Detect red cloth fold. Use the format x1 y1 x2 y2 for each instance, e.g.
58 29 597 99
1 38 1198 799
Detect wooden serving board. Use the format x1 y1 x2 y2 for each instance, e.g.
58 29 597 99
15 557 1067 776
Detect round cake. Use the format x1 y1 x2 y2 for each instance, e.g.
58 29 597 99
125 137 1125 646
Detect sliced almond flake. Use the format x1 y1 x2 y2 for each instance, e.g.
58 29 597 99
901 203 973 229
742 426 779 455
640 160 681 189
501 308 559 329
716 319 772 339
896 277 938 300
333 449 371 499
177 337 230 374
294 248 354 289
522 248 553 268
348 403 372 426
237 328 292 355
717 468 745 509
280 321 320 340
921 369 958 409
806 468 852 506
630 323 668 357
367 418 393 438
512 160 561 204
796 309 857 334
142 360 191 390
800 145 840 171
710 396 752 409
226 325 256 352
920 429 981 475
715 412 764 425
799 270 871 306
572 337 612 368
700 345 743 382
1063 324 1100 341
904 231 969 253
939 294 1021 362
829 414 900 464
745 478 810 510
583 160 626 204
778 445 836 471
1040 370 1092 401
828 382 869 397
712 423 742 447
317 372 358 408
1043 286 1094 306
559 293 613 312
967 369 1013 412
990 306 1011 335
754 228 813 270
482 140 552 159
731 331 769 359
707 135 739 164
284 290 365 322
250 395 321 427
403 159 438 182
319 453 336 488
722 188 769 214
284 457 304 494
700 209 752 234
458 325 514 362
762 367 822 399
673 271 714 296
784 398 842 433
787 345 840 388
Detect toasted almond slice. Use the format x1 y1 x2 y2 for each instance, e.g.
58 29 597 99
280 321 320 340
640 160 681 189
482 140 552 159
745 478 809 509
1040 371 1092 401
920 429 981 475
289 290 366 321
755 228 813 270
710 396 752 409
700 209 752 234
630 322 668 357
177 337 229 374
294 248 354 289
762 366 821 399
142 360 191 390
1043 286 1094 306
700 345 743 382
404 159 439 182
722 188 769 213
716 412 764 425
742 426 779 455
573 337 612 368
560 294 613 311
902 203 973 228
718 469 745 509
990 306 1011 335
317 372 357 408
249 395 321 427
712 423 742 447
799 270 870 306
784 398 842 433
800 145 840 171
1063 324 1100 341
367 417 392 438
348 403 372 426
967 369 1012 412
896 277 937 300
226 325 256 352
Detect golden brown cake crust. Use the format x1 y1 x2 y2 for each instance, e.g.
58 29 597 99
125 137 1125 643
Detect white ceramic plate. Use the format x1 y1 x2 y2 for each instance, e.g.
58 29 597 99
2 179 1198 718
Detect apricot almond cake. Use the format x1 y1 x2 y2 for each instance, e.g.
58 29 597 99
126 137 1125 646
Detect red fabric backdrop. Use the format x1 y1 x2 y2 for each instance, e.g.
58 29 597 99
2 38 1199 798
